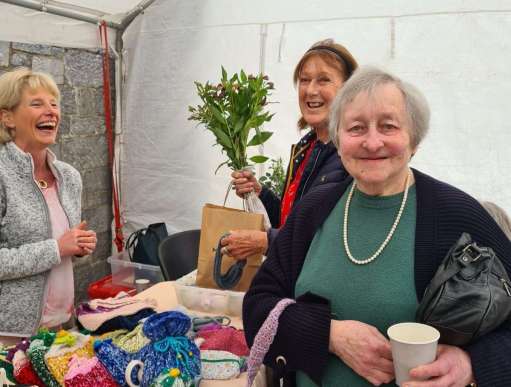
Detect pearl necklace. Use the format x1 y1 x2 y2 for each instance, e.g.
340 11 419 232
343 171 412 265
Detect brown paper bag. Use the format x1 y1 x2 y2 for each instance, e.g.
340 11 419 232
195 203 264 292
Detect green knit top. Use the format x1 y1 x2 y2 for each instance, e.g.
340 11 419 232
295 183 418 387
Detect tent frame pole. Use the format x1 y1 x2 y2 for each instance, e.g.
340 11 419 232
0 0 118 27
0 0 157 30
119 0 157 30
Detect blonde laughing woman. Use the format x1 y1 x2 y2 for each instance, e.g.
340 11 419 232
0 68 97 346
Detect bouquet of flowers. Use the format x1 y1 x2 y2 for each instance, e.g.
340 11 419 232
188 67 275 173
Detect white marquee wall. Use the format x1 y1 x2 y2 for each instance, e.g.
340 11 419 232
2 0 510 237
120 0 511 236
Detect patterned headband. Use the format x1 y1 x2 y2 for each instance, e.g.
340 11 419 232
307 45 355 77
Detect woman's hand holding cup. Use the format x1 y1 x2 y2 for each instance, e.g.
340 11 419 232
402 344 474 387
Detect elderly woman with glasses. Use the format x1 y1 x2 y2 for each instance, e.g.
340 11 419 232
243 66 511 387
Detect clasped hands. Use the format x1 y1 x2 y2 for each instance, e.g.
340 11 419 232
57 220 97 257
329 320 474 387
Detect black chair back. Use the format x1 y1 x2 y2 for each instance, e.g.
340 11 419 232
158 229 200 281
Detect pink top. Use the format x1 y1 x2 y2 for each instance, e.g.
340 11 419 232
40 184 74 328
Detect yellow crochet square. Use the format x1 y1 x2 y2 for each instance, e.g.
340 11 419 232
45 339 93 385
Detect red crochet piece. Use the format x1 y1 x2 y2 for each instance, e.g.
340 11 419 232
197 326 249 357
14 361 45 387
64 361 118 387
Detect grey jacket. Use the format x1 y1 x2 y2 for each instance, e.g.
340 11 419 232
0 141 82 336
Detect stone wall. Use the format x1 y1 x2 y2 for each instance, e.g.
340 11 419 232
0 41 114 302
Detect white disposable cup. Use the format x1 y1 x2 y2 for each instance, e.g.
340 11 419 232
387 322 440 386
135 278 150 293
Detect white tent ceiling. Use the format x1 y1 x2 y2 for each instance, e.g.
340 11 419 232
0 0 153 48
53 0 144 15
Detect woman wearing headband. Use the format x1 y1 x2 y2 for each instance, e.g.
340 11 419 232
222 39 358 259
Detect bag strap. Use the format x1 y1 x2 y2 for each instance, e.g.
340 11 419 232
125 228 147 261
213 233 247 290
246 298 296 387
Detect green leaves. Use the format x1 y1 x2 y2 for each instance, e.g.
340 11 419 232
188 67 276 172
259 157 286 197
248 131 273 146
250 155 269 163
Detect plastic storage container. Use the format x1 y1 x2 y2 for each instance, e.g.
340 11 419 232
173 282 244 317
87 274 136 299
107 251 164 288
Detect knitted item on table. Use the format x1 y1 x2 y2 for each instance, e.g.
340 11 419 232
45 331 94 385
138 335 201 386
0 349 15 385
150 367 197 387
92 308 156 335
96 329 129 341
6 339 30 362
31 328 57 347
96 336 201 387
196 326 249 357
191 316 230 333
95 311 201 387
27 339 60 387
94 338 152 387
63 355 118 387
142 311 191 342
12 350 45 387
113 324 150 353
200 350 244 380
246 298 296 387
76 293 157 332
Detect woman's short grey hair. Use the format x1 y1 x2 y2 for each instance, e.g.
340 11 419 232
329 66 430 150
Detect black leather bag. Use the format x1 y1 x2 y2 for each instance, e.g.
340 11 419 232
126 223 168 266
416 232 511 346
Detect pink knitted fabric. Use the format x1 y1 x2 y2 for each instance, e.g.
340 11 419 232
64 355 117 387
77 294 157 331
246 298 296 387
197 327 249 357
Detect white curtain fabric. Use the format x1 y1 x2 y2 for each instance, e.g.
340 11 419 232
119 0 511 236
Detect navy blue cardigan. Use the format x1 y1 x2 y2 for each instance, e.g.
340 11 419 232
260 134 348 247
243 169 511 387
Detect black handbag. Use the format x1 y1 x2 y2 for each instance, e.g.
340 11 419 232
126 223 168 266
416 232 511 346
